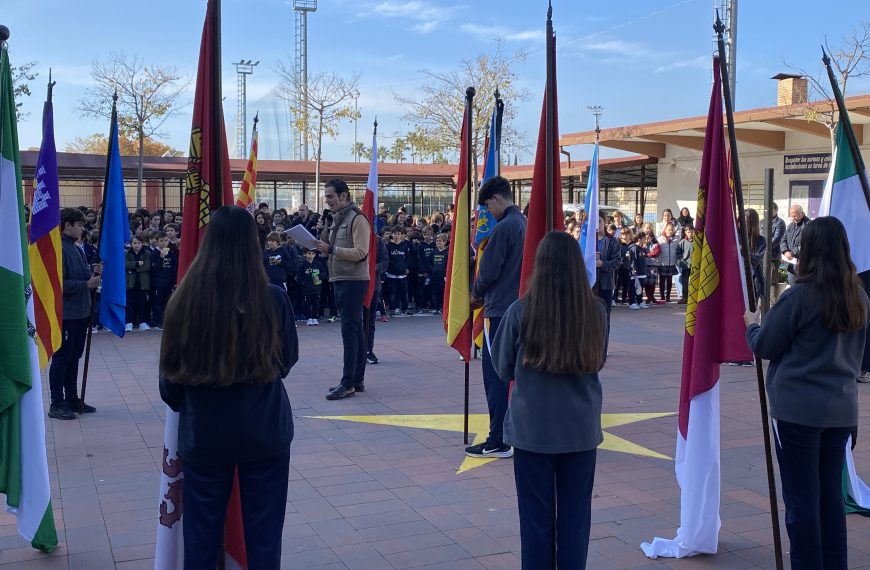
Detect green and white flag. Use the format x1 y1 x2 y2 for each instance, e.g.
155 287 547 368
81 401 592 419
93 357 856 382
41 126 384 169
0 45 58 552
820 120 870 515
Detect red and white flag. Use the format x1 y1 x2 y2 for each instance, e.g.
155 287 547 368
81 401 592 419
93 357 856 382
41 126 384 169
641 57 752 558
362 124 378 308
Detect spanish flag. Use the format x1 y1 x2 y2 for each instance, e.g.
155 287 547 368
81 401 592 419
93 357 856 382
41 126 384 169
443 95 473 362
235 114 258 214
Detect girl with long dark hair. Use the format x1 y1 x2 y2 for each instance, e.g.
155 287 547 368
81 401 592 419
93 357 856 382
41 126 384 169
159 206 298 569
491 231 606 569
745 217 868 570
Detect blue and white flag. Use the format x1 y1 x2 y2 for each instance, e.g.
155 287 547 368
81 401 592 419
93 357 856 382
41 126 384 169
579 142 599 286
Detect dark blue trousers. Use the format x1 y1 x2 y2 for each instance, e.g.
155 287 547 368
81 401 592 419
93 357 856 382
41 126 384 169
513 448 597 569
48 318 88 405
482 317 509 447
773 420 853 570
182 450 291 570
334 280 368 388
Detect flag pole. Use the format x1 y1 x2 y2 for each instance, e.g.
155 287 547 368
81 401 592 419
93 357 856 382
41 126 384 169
544 2 554 232
715 14 784 570
79 91 118 414
463 86 475 445
212 0 224 208
362 119 377 379
821 47 870 210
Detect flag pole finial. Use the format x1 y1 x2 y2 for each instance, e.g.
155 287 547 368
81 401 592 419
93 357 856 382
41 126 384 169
466 86 476 100
47 68 56 103
373 117 378 136
0 25 9 46
713 10 724 36
253 111 259 126
821 46 831 67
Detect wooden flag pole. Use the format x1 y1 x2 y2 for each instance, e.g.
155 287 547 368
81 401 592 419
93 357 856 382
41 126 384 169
715 14 784 570
463 86 475 445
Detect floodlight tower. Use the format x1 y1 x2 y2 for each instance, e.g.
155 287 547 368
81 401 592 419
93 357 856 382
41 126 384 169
234 59 259 158
293 0 317 161
588 105 604 141
714 0 737 103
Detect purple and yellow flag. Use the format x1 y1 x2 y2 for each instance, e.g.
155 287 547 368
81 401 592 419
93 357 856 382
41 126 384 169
28 91 62 368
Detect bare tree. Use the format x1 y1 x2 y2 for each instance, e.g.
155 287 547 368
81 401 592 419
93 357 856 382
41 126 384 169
276 63 360 194
786 22 870 147
78 52 188 208
394 41 531 187
11 61 38 121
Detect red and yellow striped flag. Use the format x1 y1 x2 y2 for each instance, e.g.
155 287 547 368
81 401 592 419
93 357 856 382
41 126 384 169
28 94 62 368
235 116 258 214
443 102 472 362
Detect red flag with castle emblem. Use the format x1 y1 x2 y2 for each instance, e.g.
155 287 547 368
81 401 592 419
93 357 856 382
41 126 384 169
641 57 752 559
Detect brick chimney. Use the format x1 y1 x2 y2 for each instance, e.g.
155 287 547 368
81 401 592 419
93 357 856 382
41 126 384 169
771 73 808 106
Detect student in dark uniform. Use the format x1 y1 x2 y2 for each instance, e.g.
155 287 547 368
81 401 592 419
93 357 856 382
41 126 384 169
159 206 298 570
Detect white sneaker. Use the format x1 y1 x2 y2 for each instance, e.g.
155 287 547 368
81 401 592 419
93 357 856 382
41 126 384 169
312 319 319 326
139 323 151 331
629 304 640 310
639 303 650 309
124 323 133 332
611 299 616 306
306 319 315 326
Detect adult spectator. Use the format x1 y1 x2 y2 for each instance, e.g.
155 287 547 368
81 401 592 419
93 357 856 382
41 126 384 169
656 208 680 238
258 202 271 215
744 217 868 570
768 202 787 293
467 176 526 459
375 203 390 235
781 204 809 285
48 208 101 420
293 203 320 234
159 206 298 569
492 231 605 570
313 179 371 400
676 207 693 239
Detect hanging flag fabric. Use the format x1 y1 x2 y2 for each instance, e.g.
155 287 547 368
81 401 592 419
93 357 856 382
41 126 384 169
28 90 63 368
579 142 600 287
472 106 501 349
156 1 239 568
443 104 472 362
819 121 870 514
519 32 564 295
0 45 59 553
641 57 753 559
97 101 130 337
362 126 378 309
235 119 258 214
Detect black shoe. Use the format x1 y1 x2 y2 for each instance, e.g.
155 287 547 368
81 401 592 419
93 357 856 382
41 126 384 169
464 442 513 458
366 353 379 364
68 399 96 413
354 383 365 393
326 385 355 400
48 402 76 420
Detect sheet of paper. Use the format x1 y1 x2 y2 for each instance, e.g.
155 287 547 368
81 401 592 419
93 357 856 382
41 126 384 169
285 224 318 249
782 256 797 266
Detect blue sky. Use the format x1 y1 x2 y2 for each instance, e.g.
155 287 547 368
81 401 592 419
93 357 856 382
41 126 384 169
5 0 869 162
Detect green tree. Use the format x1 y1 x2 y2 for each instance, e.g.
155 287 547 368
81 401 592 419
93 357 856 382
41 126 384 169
350 141 366 162
276 63 360 192
78 52 188 209
394 41 530 186
388 136 408 163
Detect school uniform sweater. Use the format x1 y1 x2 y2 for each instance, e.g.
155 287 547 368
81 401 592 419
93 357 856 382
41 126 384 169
297 259 327 295
263 246 295 286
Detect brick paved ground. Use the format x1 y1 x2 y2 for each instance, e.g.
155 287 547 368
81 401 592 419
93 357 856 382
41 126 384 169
2 304 869 569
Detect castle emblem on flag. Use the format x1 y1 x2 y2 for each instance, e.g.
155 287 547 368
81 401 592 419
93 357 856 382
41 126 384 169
184 127 211 228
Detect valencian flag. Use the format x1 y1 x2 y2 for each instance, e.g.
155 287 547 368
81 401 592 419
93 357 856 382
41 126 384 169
28 80 63 367
0 40 59 552
641 57 752 559
817 60 870 513
579 142 599 286
155 1 241 569
235 114 259 214
519 6 563 295
362 123 379 308
443 101 472 362
97 96 130 337
471 102 501 349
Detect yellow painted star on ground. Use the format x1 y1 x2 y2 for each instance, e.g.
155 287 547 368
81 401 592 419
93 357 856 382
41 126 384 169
307 412 674 474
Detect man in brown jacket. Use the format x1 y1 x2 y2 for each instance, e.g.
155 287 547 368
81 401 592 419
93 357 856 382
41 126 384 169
313 179 371 400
